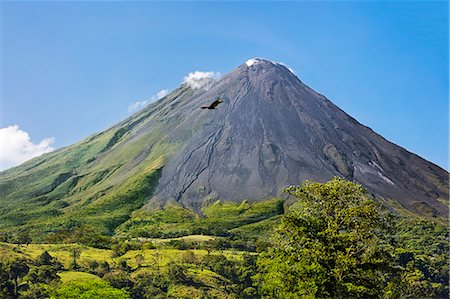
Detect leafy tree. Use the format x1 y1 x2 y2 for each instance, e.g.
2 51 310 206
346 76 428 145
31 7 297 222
0 261 14 298
111 240 141 257
167 239 189 250
4 258 30 297
36 251 53 266
135 254 145 268
237 254 257 288
167 263 188 283
103 270 134 290
74 226 111 249
27 265 60 285
117 259 132 273
242 287 258 299
132 272 169 299
0 232 9 242
12 231 32 246
202 254 236 280
86 260 99 273
36 251 62 270
18 283 52 299
386 219 449 298
46 225 111 249
257 178 396 298
86 260 110 277
69 248 82 270
96 261 110 278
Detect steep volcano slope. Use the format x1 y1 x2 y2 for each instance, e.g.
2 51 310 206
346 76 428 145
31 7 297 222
0 58 447 235
150 59 448 217
0 84 210 233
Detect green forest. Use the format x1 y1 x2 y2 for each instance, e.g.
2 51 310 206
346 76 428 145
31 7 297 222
0 178 448 298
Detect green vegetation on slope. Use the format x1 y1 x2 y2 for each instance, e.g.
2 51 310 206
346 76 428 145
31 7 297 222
0 178 447 299
0 241 258 299
116 198 284 240
0 86 195 240
256 178 449 298
0 166 163 240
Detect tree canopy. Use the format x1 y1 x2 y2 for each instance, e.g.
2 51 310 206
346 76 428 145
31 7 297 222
257 177 397 298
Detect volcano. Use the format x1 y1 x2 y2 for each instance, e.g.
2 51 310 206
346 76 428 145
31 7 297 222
0 58 447 234
149 59 448 216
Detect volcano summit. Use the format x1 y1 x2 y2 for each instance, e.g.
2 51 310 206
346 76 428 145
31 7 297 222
150 58 448 216
0 58 447 234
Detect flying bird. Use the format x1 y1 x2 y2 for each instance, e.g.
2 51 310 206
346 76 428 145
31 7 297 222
201 98 223 110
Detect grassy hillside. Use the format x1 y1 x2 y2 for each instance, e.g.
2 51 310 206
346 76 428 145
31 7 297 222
116 199 283 239
0 86 198 238
0 197 283 298
0 241 257 299
0 201 447 299
0 242 251 270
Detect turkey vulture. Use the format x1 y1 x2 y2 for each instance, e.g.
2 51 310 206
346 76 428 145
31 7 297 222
201 98 223 109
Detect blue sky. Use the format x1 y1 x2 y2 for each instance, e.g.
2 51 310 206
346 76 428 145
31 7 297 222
1 1 448 170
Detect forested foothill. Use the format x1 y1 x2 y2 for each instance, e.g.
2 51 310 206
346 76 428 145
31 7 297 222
0 178 448 298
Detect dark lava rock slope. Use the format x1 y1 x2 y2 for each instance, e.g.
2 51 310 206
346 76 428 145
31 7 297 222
149 59 448 217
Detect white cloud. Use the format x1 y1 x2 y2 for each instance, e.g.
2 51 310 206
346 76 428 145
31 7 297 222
245 58 296 74
245 58 261 67
128 70 221 113
128 89 169 113
154 89 169 100
278 62 296 74
0 125 55 171
128 100 148 112
183 71 221 90
245 57 275 67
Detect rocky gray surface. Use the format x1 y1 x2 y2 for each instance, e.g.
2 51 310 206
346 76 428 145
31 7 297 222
149 59 448 217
